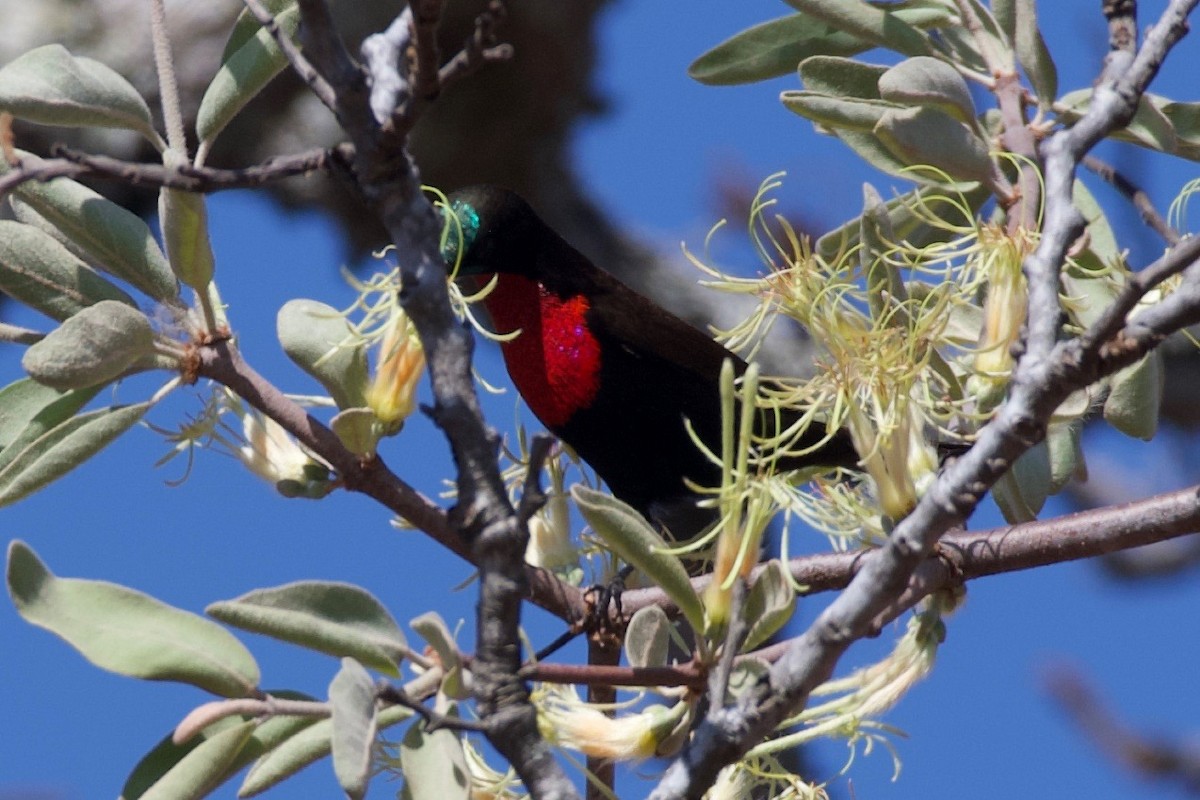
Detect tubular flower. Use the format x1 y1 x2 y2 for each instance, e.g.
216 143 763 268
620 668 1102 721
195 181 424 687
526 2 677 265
221 390 334 498
534 685 688 762
972 224 1033 386
366 307 425 432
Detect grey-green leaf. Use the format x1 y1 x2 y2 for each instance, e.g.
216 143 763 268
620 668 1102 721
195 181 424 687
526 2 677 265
625 605 671 669
400 717 471 800
409 611 460 673
7 541 260 696
1104 351 1163 441
0 381 101 472
207 581 408 677
329 658 377 800
781 91 899 132
997 0 1057 106
0 44 160 145
785 0 933 57
22 301 156 391
1046 421 1083 494
223 0 298 60
277 299 369 411
742 560 796 651
874 105 995 183
878 56 977 124
240 704 412 797
197 5 302 146
0 220 137 321
159 183 216 292
798 55 888 97
0 400 151 507
572 485 705 634
991 440 1051 523
5 156 177 303
138 721 257 800
122 691 318 800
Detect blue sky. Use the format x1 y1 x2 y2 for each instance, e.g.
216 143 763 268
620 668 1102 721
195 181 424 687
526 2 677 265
4 2 1200 798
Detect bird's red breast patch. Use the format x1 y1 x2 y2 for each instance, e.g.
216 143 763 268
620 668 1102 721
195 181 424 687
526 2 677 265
482 273 602 428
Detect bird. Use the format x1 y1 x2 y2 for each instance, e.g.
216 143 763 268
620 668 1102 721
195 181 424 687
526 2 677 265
441 185 857 537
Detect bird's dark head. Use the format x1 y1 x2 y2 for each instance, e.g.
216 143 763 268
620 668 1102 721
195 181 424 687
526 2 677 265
441 185 543 278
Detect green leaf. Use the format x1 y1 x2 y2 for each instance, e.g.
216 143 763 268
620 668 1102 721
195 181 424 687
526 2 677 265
0 401 151 507
781 91 898 132
121 691 318 800
859 183 908 321
7 541 260 696
158 181 216 292
798 55 888 97
690 7 950 86
240 704 412 797
409 611 460 672
785 0 933 57
1046 421 1084 494
1059 89 1178 154
874 105 995 184
0 378 91 451
1009 0 1057 106
223 0 298 61
878 56 977 124
4 155 178 303
329 408 380 458
625 605 671 668
400 716 471 800
277 299 370 411
22 301 156 391
0 44 161 145
329 658 377 800
571 485 705 634
742 560 796 651
197 5 302 146
138 721 257 800
0 220 137 321
207 581 408 677
1104 351 1163 441
991 440 1051 523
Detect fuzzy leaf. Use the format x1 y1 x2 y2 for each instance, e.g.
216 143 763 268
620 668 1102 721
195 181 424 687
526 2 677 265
137 721 257 800
742 561 796 651
798 55 888 97
400 716 471 800
7 541 260 696
409 611 460 672
784 0 932 57
223 0 298 60
158 182 216 292
991 441 1051 523
1104 351 1163 441
781 91 898 132
277 299 370 411
121 692 317 800
207 581 408 677
874 105 994 183
0 44 159 144
1010 0 1057 106
0 400 150 507
0 220 137 321
0 378 91 451
22 301 156 391
239 704 412 797
198 5 302 145
625 605 671 668
690 7 949 86
1046 421 1084 494
877 56 977 124
329 658 377 800
572 485 705 634
5 155 177 303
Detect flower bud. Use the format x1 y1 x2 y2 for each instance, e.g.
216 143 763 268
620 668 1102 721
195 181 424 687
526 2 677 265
365 309 425 433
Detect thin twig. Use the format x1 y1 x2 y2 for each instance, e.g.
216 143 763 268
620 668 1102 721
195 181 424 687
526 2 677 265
1083 154 1181 245
242 0 340 115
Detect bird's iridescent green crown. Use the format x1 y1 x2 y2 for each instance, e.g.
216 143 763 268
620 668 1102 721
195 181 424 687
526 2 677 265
440 199 481 271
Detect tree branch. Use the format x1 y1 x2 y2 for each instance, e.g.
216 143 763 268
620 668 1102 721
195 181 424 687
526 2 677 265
648 4 1200 796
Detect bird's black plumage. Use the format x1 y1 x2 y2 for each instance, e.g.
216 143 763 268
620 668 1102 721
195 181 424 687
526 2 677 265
444 185 857 535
